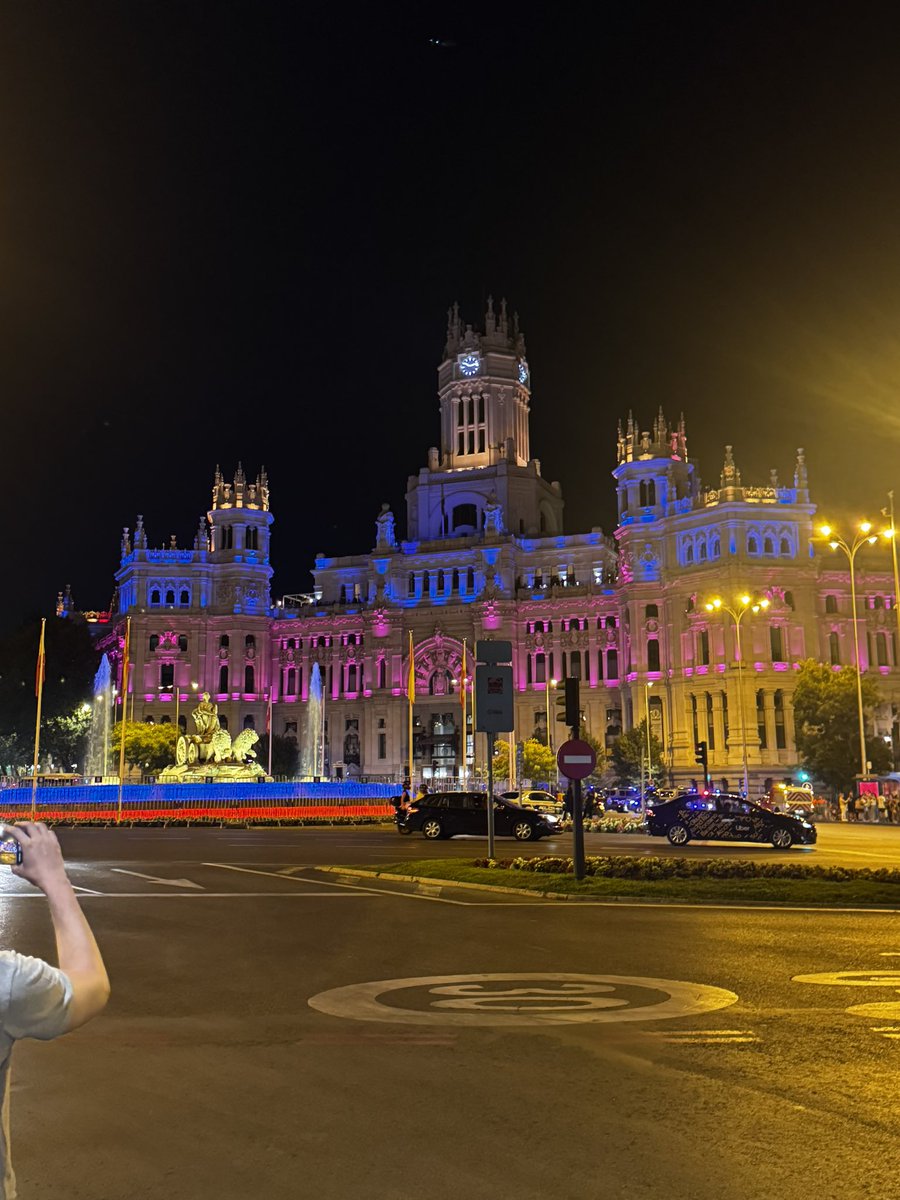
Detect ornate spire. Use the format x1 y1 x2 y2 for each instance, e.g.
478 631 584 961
134 514 147 549
720 445 741 490
676 413 687 460
794 447 808 493
121 526 131 558
484 294 495 335
194 516 208 551
616 419 625 464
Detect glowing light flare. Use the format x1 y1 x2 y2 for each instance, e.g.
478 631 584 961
819 524 832 537
860 521 872 534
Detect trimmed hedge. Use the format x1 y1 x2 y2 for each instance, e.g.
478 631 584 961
470 854 900 884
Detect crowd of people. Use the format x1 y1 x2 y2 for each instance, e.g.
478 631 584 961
829 792 900 822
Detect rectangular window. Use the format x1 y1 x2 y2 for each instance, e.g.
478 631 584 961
706 692 715 750
378 733 387 759
535 654 546 685
774 690 786 749
457 431 464 455
770 626 784 662
756 690 768 749
159 663 174 689
699 630 710 666
478 429 485 453
570 650 582 680
468 430 475 454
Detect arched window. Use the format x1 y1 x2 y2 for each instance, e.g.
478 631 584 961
784 591 795 611
763 537 775 555
606 649 619 680
244 665 255 693
705 692 715 750
452 503 478 531
685 543 694 564
219 714 229 731
243 714 255 730
877 632 888 666
428 669 453 696
779 537 792 556
150 590 160 605
697 540 707 562
178 635 188 652
452 568 460 592
149 634 159 651
160 715 171 725
423 570 431 595
178 715 187 732
159 663 174 689
645 603 659 619
437 569 445 592
377 659 386 689
245 634 255 650
639 480 656 507
165 590 175 606
218 665 229 693
179 590 190 606
647 639 660 672
467 567 475 591
286 668 297 694
346 664 358 692
875 595 885 610
748 535 759 555
825 594 838 613
710 538 720 559
408 573 416 597
534 653 546 685
222 526 234 550
220 634 230 649
246 527 258 550
829 632 841 665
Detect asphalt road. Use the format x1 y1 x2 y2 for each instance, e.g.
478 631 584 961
3 825 900 1199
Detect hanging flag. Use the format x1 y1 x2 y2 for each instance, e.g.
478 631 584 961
460 638 467 717
34 620 46 697
407 631 415 702
265 693 272 734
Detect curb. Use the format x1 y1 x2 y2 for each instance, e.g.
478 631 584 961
315 865 900 910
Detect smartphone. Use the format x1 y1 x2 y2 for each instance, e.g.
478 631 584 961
0 829 22 867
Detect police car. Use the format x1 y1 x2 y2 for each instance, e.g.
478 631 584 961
646 792 817 849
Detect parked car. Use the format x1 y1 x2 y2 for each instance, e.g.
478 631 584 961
645 792 817 849
501 789 565 816
396 791 559 841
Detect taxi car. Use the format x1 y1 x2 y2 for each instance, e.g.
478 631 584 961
396 791 559 841
645 792 817 849
500 789 565 816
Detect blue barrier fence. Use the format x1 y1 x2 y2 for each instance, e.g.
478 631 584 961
1 780 399 807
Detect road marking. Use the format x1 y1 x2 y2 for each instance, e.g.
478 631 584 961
646 1028 760 1044
202 863 471 904
0 892 378 899
308 972 738 1027
112 868 203 889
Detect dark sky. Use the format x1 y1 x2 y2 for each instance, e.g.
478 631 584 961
3 3 900 628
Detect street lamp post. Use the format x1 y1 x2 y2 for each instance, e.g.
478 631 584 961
545 677 558 752
705 594 770 798
820 522 879 781
645 679 654 800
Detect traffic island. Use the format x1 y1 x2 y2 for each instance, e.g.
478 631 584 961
327 855 900 907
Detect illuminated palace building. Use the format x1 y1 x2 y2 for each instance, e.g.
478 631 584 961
99 302 900 788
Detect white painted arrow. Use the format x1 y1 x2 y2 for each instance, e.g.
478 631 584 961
111 869 203 890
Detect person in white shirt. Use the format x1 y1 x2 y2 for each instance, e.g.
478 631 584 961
0 823 110 1198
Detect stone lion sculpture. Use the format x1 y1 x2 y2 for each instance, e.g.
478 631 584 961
209 726 259 764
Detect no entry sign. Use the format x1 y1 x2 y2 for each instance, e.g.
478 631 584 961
557 738 597 780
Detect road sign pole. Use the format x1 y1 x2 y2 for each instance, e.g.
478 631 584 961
487 730 496 859
573 777 585 881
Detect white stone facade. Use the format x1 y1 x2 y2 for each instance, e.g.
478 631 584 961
100 304 900 788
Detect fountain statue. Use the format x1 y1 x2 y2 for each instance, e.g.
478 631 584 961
85 654 113 778
300 662 324 778
158 692 272 782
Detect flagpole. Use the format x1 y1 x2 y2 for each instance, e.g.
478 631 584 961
31 618 46 820
116 616 131 824
267 691 274 777
460 638 467 787
407 630 415 787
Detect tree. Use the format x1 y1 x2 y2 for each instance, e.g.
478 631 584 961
491 737 557 785
41 707 92 772
271 734 299 777
609 720 665 789
792 659 892 793
112 722 178 773
579 729 608 784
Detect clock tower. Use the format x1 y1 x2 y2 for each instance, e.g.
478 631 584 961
405 299 564 539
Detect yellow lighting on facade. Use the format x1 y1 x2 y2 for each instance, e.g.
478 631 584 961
820 524 832 537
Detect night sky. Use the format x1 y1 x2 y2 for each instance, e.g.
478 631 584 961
3 3 900 629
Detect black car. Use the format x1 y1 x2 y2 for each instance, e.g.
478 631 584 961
396 791 559 841
645 792 817 849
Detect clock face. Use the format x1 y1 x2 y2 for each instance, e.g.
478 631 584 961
518 359 530 385
459 353 481 377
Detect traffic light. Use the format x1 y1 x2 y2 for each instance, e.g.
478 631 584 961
555 678 581 733
694 740 708 768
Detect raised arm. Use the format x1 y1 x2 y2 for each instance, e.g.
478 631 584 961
8 822 110 1031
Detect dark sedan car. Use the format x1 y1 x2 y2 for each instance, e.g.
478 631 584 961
646 792 817 849
396 791 559 841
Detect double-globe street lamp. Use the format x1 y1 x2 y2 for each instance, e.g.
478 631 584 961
704 594 770 799
819 521 880 780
